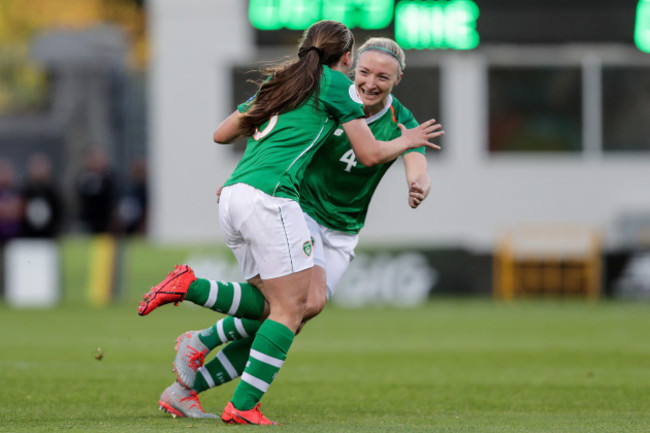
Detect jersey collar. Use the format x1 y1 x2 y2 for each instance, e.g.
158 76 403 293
365 94 393 125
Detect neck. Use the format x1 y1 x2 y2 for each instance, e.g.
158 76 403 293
363 99 388 118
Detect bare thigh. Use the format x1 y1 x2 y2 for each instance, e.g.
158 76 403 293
260 268 312 333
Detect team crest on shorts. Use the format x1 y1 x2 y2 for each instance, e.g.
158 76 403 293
303 240 313 257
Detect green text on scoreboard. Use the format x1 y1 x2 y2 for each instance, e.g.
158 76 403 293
637 0 650 53
250 0 650 53
248 0 480 50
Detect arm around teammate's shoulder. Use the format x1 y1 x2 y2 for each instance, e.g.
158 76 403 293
341 118 444 167
214 110 247 144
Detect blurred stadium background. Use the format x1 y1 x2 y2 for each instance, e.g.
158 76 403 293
1 0 650 305
2 2 650 432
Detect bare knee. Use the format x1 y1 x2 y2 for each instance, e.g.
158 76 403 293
303 289 327 321
263 269 311 332
303 266 328 322
271 291 307 331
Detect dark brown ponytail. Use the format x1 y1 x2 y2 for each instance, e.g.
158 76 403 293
240 20 354 136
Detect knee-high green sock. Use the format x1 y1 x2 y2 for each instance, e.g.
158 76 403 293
184 279 265 319
230 319 295 411
194 338 253 393
198 316 262 350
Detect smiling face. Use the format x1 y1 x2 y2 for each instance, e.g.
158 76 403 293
354 50 403 116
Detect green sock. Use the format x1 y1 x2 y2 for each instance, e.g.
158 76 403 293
184 278 266 319
193 338 253 393
198 316 262 350
230 319 295 411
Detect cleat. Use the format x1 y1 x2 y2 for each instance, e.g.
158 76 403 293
138 265 196 316
173 331 209 389
158 381 217 419
221 401 279 425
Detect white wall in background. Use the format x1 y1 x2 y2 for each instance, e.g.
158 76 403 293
149 1 650 252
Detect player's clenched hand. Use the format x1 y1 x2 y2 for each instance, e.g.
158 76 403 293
398 119 444 150
408 182 426 209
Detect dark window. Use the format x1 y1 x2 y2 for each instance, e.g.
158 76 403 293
602 66 650 152
230 65 265 152
489 67 582 153
391 66 441 128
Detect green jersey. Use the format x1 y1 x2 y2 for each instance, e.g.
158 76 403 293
224 66 365 201
300 92 424 234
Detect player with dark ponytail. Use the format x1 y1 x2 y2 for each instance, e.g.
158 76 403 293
239 20 353 135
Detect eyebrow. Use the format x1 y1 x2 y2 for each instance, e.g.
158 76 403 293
358 66 394 76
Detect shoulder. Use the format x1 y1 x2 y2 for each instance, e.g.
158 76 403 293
390 95 418 127
320 66 364 121
322 66 355 91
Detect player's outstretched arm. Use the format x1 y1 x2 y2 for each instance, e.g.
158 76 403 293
214 110 246 144
342 118 444 166
396 120 443 152
403 151 431 209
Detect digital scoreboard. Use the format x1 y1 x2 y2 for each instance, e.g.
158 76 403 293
248 0 646 53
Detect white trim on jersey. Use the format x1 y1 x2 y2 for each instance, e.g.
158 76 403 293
365 93 393 125
272 118 329 196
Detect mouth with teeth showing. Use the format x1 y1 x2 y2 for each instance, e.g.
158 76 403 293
360 88 381 101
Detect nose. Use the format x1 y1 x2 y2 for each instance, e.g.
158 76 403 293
365 76 377 89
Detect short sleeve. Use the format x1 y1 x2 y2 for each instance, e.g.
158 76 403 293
237 94 256 113
394 98 426 156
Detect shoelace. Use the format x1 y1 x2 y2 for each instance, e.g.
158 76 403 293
250 404 274 424
144 268 183 301
180 391 203 410
186 346 208 371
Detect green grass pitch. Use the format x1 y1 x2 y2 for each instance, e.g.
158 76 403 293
1 239 649 432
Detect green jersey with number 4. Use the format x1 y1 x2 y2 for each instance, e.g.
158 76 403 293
300 91 424 234
224 65 364 201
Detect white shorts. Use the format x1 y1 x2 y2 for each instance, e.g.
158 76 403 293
219 183 314 280
303 212 359 299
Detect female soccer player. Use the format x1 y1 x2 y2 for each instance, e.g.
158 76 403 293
148 36 442 421
138 22 442 424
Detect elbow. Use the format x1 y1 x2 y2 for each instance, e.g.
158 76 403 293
356 152 382 167
213 131 231 144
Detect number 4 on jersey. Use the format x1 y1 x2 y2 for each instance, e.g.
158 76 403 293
339 148 358 172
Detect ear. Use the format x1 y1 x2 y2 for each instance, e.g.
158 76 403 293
342 51 353 68
394 71 404 86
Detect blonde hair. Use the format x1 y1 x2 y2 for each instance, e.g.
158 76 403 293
357 37 405 71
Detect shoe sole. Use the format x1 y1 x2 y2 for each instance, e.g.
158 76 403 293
159 401 185 418
221 410 278 425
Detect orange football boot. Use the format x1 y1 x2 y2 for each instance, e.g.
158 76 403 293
138 264 195 316
221 401 279 425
